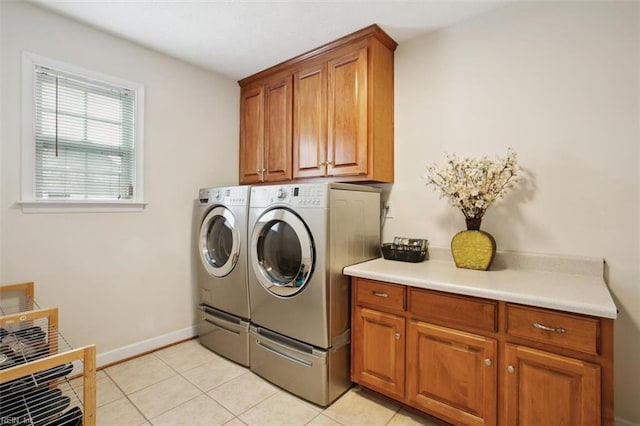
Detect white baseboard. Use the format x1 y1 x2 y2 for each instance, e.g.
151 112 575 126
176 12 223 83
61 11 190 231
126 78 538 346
617 417 640 426
96 325 198 368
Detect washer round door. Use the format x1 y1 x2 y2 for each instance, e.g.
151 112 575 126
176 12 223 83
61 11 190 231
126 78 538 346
199 206 240 277
250 208 314 297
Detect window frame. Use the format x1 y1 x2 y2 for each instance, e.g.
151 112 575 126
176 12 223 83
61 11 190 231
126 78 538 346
20 51 146 213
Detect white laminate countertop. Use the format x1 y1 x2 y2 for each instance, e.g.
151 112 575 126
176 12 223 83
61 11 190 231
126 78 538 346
343 257 618 319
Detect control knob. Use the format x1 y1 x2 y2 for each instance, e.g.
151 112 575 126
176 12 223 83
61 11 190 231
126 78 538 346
277 188 287 200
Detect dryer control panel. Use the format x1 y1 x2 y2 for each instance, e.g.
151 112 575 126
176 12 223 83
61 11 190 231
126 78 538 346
250 184 329 208
198 186 250 206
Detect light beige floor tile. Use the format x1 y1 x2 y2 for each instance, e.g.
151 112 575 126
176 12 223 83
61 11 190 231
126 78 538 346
97 397 147 426
207 371 279 415
97 375 126 407
105 354 176 394
128 375 201 419
154 340 218 373
322 387 399 426
239 390 321 426
72 374 125 407
387 408 448 425
222 418 248 426
306 413 343 425
181 354 247 392
150 393 234 426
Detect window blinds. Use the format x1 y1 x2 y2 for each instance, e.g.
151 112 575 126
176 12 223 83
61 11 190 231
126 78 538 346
34 65 136 201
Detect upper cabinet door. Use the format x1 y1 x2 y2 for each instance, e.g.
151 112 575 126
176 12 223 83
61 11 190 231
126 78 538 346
293 63 327 179
327 46 368 178
264 74 293 182
239 85 264 184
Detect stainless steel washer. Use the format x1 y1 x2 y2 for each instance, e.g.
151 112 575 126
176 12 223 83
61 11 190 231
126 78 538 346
194 186 251 366
247 182 381 405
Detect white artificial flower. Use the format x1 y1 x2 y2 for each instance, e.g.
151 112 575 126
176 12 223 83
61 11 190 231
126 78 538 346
424 148 519 220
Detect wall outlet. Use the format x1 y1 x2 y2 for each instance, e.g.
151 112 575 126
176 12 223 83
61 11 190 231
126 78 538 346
384 203 394 218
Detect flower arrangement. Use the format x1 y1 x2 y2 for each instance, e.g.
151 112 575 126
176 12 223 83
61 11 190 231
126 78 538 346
424 148 519 223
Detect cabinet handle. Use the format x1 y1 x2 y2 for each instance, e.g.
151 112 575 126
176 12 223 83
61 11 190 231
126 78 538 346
533 322 566 334
327 160 334 166
372 292 388 298
318 162 326 167
484 358 492 367
394 333 401 340
507 365 515 374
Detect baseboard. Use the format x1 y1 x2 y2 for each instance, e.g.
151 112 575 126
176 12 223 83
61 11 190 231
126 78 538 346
96 325 198 368
616 417 640 426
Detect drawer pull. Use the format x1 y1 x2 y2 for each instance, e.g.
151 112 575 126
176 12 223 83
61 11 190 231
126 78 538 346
373 292 388 298
484 358 492 367
394 333 401 340
507 365 515 374
533 322 566 334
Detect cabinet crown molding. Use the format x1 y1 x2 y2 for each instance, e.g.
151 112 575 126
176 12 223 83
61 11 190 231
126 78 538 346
238 24 397 86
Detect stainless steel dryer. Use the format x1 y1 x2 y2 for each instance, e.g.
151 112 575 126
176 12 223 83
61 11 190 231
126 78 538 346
195 186 251 366
247 182 381 406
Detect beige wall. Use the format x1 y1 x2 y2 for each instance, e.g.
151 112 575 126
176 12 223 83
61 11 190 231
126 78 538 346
1 2 239 355
389 2 639 423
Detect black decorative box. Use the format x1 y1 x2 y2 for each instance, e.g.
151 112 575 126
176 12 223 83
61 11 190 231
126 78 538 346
381 238 428 263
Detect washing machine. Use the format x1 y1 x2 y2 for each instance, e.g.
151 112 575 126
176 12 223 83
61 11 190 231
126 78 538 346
247 182 381 406
195 185 251 366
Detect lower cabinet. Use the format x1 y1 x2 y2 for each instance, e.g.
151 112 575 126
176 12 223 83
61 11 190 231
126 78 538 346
406 321 497 425
351 306 405 399
350 277 614 426
503 343 601 426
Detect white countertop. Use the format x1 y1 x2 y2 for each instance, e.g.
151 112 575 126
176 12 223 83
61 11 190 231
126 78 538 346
343 256 618 319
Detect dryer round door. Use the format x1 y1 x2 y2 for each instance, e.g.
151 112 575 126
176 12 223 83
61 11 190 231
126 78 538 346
199 206 240 278
250 208 314 297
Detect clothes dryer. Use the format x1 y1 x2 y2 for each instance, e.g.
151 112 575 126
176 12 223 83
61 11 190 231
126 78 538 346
247 182 381 406
195 186 251 366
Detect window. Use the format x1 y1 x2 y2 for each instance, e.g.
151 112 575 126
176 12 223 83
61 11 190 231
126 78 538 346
21 52 145 212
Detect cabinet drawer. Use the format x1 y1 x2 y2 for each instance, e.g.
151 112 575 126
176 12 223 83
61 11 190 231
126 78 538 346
506 304 599 355
409 288 497 332
355 279 405 311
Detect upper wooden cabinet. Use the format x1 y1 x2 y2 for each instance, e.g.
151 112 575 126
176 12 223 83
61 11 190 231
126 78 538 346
239 25 397 184
239 73 292 184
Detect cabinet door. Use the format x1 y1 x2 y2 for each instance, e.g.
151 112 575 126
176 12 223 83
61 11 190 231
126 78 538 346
327 47 368 177
293 63 327 179
263 75 292 182
503 343 601 426
352 306 405 399
239 85 264 184
407 321 497 426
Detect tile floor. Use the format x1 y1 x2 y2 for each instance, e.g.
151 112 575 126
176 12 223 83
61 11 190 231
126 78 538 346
81 339 446 426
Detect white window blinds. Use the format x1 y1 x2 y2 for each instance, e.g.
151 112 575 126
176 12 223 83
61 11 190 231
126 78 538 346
34 65 137 201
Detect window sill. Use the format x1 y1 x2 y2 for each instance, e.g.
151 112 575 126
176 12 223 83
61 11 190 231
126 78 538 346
18 201 147 213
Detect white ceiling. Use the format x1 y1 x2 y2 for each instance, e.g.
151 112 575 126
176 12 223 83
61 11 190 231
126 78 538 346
29 0 512 81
